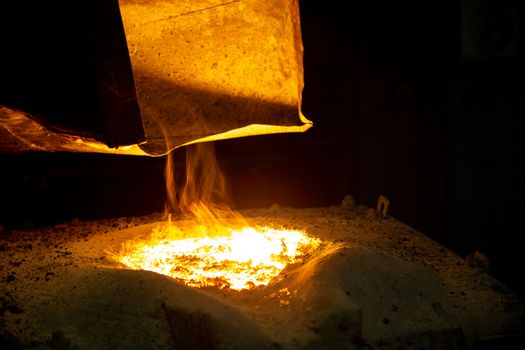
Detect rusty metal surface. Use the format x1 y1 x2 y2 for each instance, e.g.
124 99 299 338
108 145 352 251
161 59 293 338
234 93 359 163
119 0 310 155
0 0 310 155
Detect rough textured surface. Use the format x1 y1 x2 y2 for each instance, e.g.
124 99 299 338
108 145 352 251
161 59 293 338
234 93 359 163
1 203 523 349
119 0 310 154
0 0 310 155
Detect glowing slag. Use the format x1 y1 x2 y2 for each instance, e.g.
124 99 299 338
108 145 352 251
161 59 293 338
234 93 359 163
117 226 320 291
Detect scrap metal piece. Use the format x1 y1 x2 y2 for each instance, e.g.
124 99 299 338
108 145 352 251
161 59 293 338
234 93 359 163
377 195 390 218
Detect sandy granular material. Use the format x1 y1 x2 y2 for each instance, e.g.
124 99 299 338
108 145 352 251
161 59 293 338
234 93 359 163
1 200 523 349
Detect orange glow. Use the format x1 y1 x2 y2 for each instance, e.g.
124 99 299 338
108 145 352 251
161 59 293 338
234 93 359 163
119 0 311 155
116 142 320 290
117 223 320 290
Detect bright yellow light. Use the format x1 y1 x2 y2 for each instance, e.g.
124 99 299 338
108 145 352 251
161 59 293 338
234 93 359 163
117 225 320 291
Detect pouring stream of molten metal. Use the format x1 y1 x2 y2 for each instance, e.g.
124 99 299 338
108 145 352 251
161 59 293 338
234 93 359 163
117 143 319 291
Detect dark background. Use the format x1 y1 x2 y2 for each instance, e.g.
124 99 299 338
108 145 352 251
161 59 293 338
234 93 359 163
0 0 523 297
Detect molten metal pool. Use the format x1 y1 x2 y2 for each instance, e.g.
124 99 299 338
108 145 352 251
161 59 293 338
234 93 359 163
117 224 320 290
